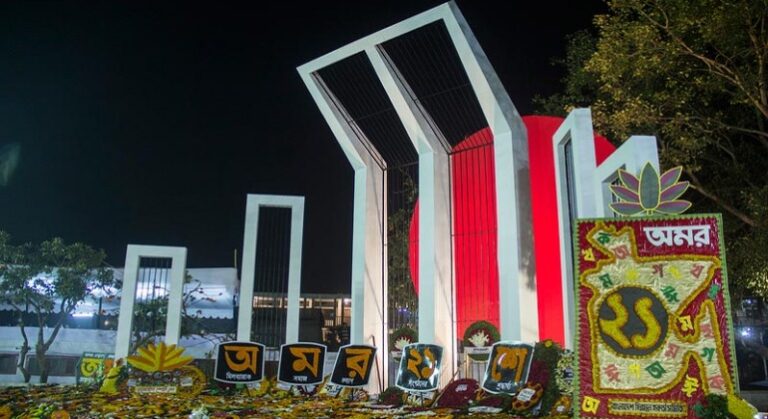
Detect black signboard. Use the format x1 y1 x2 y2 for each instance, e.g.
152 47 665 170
330 344 377 388
214 341 265 384
481 341 535 394
395 343 443 392
277 342 326 385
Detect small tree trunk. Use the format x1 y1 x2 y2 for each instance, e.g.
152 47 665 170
16 321 31 383
38 320 66 384
36 348 48 384
17 340 30 383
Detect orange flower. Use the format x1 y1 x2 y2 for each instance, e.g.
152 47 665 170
50 410 71 419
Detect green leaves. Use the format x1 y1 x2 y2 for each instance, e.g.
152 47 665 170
539 0 768 297
0 232 116 382
0 232 114 317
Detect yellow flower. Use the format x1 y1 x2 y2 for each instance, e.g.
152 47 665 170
50 410 71 419
137 405 165 417
727 393 757 419
127 342 193 372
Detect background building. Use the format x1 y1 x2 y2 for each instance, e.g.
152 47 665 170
0 266 350 383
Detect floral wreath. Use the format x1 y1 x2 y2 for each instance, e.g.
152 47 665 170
389 327 417 352
462 321 500 348
549 395 573 418
555 349 575 394
531 339 564 415
463 321 500 361
510 382 544 412
435 378 479 408
378 386 405 406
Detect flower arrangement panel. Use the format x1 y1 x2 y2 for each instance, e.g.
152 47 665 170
76 352 114 385
574 215 737 419
124 343 207 397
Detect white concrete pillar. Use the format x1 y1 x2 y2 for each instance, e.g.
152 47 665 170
298 1 540 389
297 71 388 393
114 245 187 360
552 108 659 348
444 3 538 342
367 46 455 386
237 194 305 344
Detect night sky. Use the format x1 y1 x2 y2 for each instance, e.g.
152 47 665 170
0 1 605 293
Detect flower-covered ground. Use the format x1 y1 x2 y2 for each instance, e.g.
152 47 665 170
0 340 576 418
0 383 544 418
1 338 747 418
0 379 747 418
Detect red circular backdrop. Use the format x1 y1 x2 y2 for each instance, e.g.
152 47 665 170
408 116 615 344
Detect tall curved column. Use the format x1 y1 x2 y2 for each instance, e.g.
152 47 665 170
367 46 455 385
298 1 538 389
443 3 538 342
297 70 388 393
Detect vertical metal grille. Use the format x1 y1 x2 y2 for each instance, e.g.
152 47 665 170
381 21 488 148
317 53 423 360
450 130 498 346
564 139 578 223
251 207 292 348
386 163 419 333
317 52 417 168
383 20 496 362
311 18 504 382
606 169 624 218
132 257 173 344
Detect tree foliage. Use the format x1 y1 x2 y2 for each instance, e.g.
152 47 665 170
0 232 115 383
537 0 768 299
129 272 227 356
387 168 419 331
